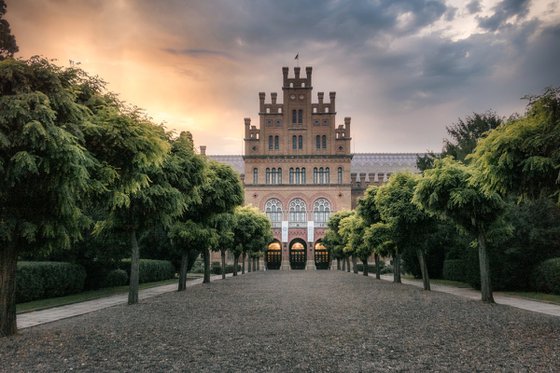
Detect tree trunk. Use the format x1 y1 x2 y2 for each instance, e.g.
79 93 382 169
478 232 494 303
345 257 351 272
416 248 431 291
128 230 140 305
221 250 226 280
336 258 341 270
242 252 246 274
374 254 381 280
0 240 18 337
178 252 189 291
248 256 252 272
341 257 346 271
393 249 401 283
362 258 368 276
203 247 211 284
233 255 239 276
256 257 260 271
352 255 358 274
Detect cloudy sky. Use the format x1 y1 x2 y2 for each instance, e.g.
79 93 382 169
6 0 560 154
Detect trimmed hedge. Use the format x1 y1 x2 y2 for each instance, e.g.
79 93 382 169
16 262 86 303
532 258 560 294
355 262 391 274
211 262 242 275
443 259 466 282
103 269 129 287
118 259 175 283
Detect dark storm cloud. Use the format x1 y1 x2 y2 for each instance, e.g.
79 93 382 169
466 0 481 14
477 0 531 31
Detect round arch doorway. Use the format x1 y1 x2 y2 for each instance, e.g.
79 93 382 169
314 241 330 270
265 241 282 270
289 239 307 270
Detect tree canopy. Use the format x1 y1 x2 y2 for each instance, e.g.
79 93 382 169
0 0 18 60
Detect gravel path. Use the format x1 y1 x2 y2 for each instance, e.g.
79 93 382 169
2 271 560 372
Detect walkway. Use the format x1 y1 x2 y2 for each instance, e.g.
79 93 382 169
376 273 560 317
17 273 237 329
3 271 560 372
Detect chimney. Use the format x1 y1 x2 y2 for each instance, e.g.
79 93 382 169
200 145 206 156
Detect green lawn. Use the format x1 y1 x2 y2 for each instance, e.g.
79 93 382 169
16 274 204 314
501 291 560 305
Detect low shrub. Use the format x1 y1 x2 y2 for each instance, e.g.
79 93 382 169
190 258 205 274
118 259 175 283
16 262 86 303
103 269 129 287
532 258 560 294
443 259 466 282
356 261 389 274
212 262 241 275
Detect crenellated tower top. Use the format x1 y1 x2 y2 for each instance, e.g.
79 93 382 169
282 66 313 89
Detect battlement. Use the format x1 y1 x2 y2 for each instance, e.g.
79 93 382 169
335 117 351 139
259 92 284 114
311 91 336 114
282 66 312 89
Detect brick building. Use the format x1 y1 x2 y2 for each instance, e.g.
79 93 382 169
209 66 420 270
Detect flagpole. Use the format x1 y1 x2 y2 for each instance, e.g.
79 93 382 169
295 52 299 68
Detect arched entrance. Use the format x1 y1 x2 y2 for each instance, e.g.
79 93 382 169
265 240 282 270
289 239 307 270
314 241 330 269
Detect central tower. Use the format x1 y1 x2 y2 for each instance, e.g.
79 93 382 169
243 66 352 270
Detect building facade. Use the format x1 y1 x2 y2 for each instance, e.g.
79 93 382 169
209 66 421 270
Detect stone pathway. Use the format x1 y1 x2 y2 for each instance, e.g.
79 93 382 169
377 273 560 317
17 273 237 329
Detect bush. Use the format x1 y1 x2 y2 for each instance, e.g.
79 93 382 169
103 269 129 287
356 261 389 274
212 262 241 275
443 259 466 282
118 259 175 283
16 262 86 303
190 257 205 274
532 258 560 294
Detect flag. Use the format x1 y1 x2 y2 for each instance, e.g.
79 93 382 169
295 53 299 60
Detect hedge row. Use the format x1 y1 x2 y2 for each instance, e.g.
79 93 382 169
16 262 86 303
211 262 241 275
117 259 175 284
532 258 560 294
355 262 391 274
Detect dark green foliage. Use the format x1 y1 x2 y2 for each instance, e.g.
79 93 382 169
402 243 446 279
0 0 18 60
16 262 86 303
532 258 560 294
211 262 241 275
356 262 389 274
103 269 128 288
118 259 175 284
442 259 466 282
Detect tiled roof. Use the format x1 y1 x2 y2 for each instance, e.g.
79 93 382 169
208 153 424 176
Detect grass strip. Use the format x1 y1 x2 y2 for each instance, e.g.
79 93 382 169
16 275 203 314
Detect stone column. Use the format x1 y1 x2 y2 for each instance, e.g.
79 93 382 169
281 243 291 270
305 243 316 270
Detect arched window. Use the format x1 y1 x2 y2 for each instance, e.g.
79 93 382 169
265 168 271 184
322 135 327 149
289 168 294 184
325 167 330 184
313 167 318 184
316 135 321 149
337 167 343 184
277 168 282 184
274 135 279 150
268 135 273 150
298 109 303 124
253 168 258 184
298 135 303 149
292 110 297 124
301 167 306 184
289 198 307 223
265 199 283 226
319 167 324 184
313 198 331 225
295 168 301 184
292 135 297 150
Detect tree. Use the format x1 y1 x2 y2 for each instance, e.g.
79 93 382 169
356 185 383 279
470 87 560 205
0 0 18 60
322 210 353 271
416 111 503 171
339 213 372 276
413 157 508 302
231 206 273 276
375 173 436 290
197 161 243 283
0 58 95 336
